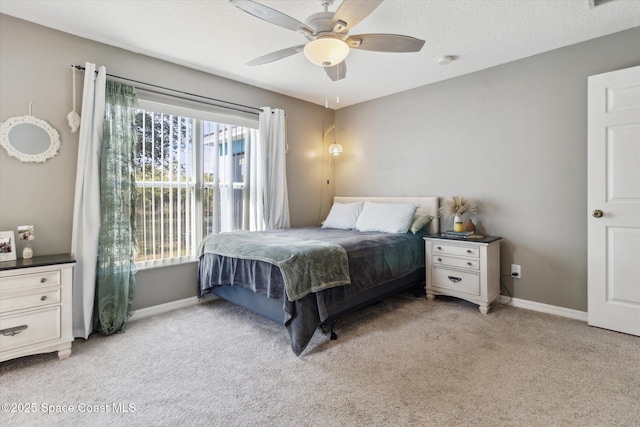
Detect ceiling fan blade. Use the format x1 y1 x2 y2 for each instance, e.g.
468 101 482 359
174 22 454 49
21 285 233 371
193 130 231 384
246 45 305 66
348 34 425 52
325 61 347 82
230 0 312 34
331 0 384 33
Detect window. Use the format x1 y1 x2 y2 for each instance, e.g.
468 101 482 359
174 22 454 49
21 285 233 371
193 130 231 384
134 100 259 266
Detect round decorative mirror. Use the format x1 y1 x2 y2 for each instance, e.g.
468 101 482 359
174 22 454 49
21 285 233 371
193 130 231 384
1 115 61 163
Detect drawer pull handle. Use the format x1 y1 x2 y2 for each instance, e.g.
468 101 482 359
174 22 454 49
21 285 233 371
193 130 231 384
437 257 442 262
437 246 442 250
467 262 473 266
40 278 47 283
466 250 472 254
1 325 28 336
41 295 48 301
448 276 462 283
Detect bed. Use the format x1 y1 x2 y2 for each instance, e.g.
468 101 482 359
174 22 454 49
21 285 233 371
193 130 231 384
197 196 440 355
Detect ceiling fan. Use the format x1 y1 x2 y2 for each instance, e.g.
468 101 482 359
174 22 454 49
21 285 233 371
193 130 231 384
230 0 425 81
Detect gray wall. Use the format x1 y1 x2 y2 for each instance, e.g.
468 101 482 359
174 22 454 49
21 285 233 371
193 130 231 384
3 13 638 313
0 15 335 310
335 27 640 312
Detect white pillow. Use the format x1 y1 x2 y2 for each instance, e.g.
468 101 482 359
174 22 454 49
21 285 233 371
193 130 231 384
322 202 364 230
355 202 418 233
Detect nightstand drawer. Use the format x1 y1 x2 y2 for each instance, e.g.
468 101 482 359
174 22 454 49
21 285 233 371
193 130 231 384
0 306 61 352
431 243 479 258
0 287 61 314
432 267 480 296
432 255 479 270
0 270 61 293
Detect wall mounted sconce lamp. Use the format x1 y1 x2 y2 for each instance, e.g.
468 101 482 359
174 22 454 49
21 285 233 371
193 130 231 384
324 124 343 156
328 142 343 156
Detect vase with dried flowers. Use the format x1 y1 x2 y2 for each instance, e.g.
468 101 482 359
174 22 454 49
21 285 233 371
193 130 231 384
18 225 35 259
439 197 478 232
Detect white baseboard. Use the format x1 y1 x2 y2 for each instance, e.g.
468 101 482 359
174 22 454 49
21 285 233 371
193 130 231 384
131 294 587 324
499 295 588 322
130 295 215 322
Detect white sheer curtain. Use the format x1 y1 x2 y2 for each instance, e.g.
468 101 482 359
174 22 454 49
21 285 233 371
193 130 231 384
245 127 264 231
71 62 106 339
259 108 290 229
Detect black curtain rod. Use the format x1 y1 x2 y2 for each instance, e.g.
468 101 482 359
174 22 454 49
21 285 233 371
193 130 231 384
71 64 263 116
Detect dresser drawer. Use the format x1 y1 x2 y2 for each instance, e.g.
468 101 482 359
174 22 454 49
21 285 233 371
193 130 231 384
432 255 480 270
0 287 61 314
0 306 61 352
431 243 479 258
0 270 61 293
432 267 480 296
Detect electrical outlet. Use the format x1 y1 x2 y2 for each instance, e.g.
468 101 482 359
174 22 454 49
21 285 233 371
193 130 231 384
511 264 521 279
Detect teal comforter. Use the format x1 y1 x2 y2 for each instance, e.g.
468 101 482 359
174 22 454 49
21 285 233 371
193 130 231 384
198 231 351 301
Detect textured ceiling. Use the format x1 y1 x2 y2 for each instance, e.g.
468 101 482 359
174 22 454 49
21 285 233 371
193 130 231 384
1 0 639 109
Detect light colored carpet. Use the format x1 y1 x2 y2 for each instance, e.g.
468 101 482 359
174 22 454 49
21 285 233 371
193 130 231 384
1 293 639 427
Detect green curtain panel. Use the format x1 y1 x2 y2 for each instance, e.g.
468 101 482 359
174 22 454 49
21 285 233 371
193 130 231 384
94 80 138 335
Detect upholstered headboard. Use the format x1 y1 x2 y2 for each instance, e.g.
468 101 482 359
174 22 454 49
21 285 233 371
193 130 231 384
333 196 439 235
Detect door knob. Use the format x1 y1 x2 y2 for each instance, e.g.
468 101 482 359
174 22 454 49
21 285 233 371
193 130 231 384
592 209 604 218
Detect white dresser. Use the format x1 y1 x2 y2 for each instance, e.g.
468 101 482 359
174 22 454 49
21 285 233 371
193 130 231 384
0 254 75 362
424 236 501 314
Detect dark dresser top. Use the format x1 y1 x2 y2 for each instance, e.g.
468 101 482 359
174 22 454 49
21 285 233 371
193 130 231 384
425 235 502 244
0 254 76 272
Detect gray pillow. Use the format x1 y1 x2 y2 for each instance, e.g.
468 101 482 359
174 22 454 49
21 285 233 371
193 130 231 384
410 214 433 234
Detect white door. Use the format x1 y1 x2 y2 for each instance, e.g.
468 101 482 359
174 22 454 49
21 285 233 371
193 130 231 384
587 65 640 336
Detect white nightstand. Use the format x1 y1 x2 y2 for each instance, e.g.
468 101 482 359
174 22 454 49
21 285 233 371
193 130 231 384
0 254 75 362
424 236 501 314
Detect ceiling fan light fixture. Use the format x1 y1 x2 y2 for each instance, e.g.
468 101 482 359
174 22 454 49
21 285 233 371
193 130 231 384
303 37 350 67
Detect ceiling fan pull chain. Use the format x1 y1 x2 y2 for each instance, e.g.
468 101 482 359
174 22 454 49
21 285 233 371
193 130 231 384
336 62 340 104
324 66 329 108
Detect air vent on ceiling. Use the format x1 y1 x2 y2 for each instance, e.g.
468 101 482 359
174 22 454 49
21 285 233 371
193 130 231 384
588 0 616 8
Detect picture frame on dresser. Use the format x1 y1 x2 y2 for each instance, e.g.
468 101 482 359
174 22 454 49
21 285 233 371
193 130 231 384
0 231 17 262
